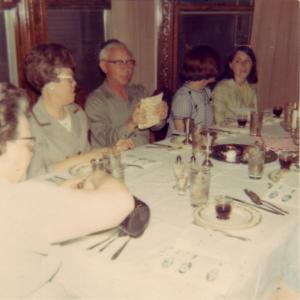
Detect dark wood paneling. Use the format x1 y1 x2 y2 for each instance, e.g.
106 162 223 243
46 0 111 9
15 0 48 102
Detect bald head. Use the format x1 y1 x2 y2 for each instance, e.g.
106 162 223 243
99 40 132 62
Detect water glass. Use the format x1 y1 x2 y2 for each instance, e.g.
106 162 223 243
190 166 210 206
248 146 265 179
108 152 125 182
191 122 207 154
250 112 264 136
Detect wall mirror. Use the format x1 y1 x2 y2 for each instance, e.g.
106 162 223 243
157 0 254 91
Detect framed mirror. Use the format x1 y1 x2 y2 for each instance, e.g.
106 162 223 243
157 0 254 91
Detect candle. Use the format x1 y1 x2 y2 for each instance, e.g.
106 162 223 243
292 109 298 129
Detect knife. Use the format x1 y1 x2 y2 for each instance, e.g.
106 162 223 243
244 189 289 215
226 196 285 215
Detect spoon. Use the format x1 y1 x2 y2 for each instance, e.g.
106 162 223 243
244 189 288 215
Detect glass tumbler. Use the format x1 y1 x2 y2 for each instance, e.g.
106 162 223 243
190 166 211 206
248 146 265 179
250 112 264 136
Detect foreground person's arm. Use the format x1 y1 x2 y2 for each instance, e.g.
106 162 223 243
39 171 135 244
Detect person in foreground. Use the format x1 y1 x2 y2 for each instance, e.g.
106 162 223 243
24 43 131 178
270 224 299 300
212 45 258 125
0 82 134 298
85 39 168 148
167 45 219 135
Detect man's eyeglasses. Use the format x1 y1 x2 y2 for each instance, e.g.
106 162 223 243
102 59 136 67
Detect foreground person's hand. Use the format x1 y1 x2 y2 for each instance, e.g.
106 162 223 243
61 169 109 190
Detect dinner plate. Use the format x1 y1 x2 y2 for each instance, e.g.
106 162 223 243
193 202 262 230
210 144 278 164
69 163 92 177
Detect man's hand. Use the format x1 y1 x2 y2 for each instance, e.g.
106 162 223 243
113 138 134 152
155 101 168 121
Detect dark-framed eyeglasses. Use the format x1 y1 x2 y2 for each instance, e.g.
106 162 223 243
102 59 136 67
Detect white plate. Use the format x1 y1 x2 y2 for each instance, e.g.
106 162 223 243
193 203 261 230
69 163 92 177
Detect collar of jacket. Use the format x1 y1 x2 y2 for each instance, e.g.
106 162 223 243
30 97 80 127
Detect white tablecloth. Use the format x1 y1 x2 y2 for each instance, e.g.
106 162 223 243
50 123 299 300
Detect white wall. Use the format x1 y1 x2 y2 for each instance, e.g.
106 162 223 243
106 0 157 94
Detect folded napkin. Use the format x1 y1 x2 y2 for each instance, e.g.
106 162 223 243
123 156 161 169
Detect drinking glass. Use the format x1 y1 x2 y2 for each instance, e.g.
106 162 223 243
278 150 294 171
248 146 265 179
173 156 189 195
108 152 125 182
191 122 207 154
190 166 210 206
250 112 264 136
215 196 233 220
236 113 248 128
273 106 283 118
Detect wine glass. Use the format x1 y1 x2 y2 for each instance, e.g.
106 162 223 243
273 106 283 118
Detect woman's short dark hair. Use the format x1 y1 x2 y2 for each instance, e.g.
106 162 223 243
180 45 220 82
223 45 258 84
24 43 75 92
0 82 29 154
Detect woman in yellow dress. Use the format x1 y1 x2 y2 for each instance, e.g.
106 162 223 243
212 46 258 126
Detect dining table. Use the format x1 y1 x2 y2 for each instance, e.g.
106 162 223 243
41 117 299 300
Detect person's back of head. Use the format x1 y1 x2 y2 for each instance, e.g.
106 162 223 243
0 82 29 155
180 45 220 82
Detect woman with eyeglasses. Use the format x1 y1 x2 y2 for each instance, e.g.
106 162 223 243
0 82 134 298
212 45 258 126
167 45 220 136
85 39 168 148
24 43 131 178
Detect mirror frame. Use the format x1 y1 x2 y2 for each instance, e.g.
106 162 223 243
157 0 254 92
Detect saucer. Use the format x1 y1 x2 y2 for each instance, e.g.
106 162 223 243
193 203 261 230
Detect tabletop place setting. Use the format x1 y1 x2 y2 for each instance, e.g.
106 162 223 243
42 102 299 300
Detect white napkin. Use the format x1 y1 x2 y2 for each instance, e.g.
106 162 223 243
123 155 161 169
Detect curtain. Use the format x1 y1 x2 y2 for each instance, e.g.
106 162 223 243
251 0 299 110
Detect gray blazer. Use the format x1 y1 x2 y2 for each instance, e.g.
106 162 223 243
27 98 90 178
